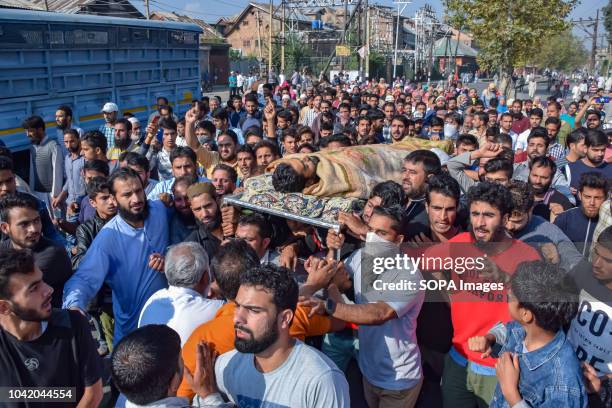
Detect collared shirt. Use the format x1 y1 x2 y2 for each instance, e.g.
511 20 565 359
62 154 85 205
489 321 587 408
138 286 224 346
548 142 566 161
146 176 210 200
63 200 170 345
99 123 115 150
154 148 173 181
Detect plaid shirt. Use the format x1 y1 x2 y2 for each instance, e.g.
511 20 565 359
301 108 319 127
548 142 566 161
100 123 115 150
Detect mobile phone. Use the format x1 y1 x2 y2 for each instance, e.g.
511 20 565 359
597 96 611 103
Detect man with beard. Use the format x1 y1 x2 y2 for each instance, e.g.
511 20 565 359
100 102 119 150
107 118 133 161
528 156 574 222
23 116 63 213
55 105 83 157
505 180 582 270
178 240 345 401
236 144 257 183
185 109 244 179
423 182 540 407
390 115 410 143
185 182 223 258
52 129 85 213
0 156 64 245
0 193 72 308
193 264 350 407
51 129 86 237
509 99 530 135
512 128 571 199
147 147 207 200
568 130 612 191
401 150 442 231
63 168 169 345
168 175 196 245
211 164 237 197
0 248 103 406
144 118 177 181
555 172 609 257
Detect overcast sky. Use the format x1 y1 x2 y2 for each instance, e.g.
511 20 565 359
138 0 607 46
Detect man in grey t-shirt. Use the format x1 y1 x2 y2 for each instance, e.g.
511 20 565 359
326 206 425 408
196 264 350 408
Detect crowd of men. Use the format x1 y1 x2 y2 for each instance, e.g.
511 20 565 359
0 74 611 408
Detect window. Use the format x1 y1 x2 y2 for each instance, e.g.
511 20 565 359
243 40 251 47
0 23 46 48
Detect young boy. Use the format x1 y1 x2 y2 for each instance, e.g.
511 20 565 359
468 260 587 407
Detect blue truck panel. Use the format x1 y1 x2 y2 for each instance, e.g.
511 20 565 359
0 9 201 153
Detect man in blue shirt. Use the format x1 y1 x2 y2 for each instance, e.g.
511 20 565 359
63 168 169 345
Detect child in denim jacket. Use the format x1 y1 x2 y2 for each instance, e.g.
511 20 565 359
468 260 588 407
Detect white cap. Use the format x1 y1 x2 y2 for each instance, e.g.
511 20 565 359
127 117 140 126
385 95 394 102
282 94 291 100
101 102 119 113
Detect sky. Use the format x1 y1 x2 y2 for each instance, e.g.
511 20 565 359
137 0 608 46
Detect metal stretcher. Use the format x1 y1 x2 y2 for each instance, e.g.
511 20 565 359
223 193 342 232
223 193 343 260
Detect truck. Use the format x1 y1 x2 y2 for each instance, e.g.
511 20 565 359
0 8 202 172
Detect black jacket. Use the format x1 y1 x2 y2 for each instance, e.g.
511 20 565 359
72 215 108 269
185 224 221 259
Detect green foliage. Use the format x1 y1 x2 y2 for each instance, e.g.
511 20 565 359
368 51 386 79
229 49 242 62
445 0 577 74
529 29 588 71
604 0 612 44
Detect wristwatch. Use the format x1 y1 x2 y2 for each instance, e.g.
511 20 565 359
325 298 336 315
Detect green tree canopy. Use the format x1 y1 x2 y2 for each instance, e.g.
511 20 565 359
445 0 577 74
604 0 612 43
529 29 588 71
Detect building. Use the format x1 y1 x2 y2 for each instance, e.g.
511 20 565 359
433 36 478 77
151 11 230 85
0 0 144 18
223 2 311 60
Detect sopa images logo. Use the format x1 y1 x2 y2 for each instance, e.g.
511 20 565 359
24 358 39 371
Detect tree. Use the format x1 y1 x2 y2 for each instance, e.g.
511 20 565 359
445 0 577 97
604 0 612 44
529 29 588 72
229 49 242 62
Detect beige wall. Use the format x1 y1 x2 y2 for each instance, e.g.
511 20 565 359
226 7 282 59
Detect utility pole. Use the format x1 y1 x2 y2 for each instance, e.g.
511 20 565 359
393 1 409 79
268 0 273 75
44 0 49 11
592 8 599 73
281 0 286 73
365 0 369 79
144 0 150 19
572 10 604 74
257 9 264 65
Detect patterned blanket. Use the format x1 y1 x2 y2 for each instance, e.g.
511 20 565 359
240 174 359 222
267 138 453 200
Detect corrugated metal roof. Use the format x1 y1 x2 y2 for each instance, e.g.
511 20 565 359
433 37 477 58
150 11 225 41
12 0 144 17
0 0 45 10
